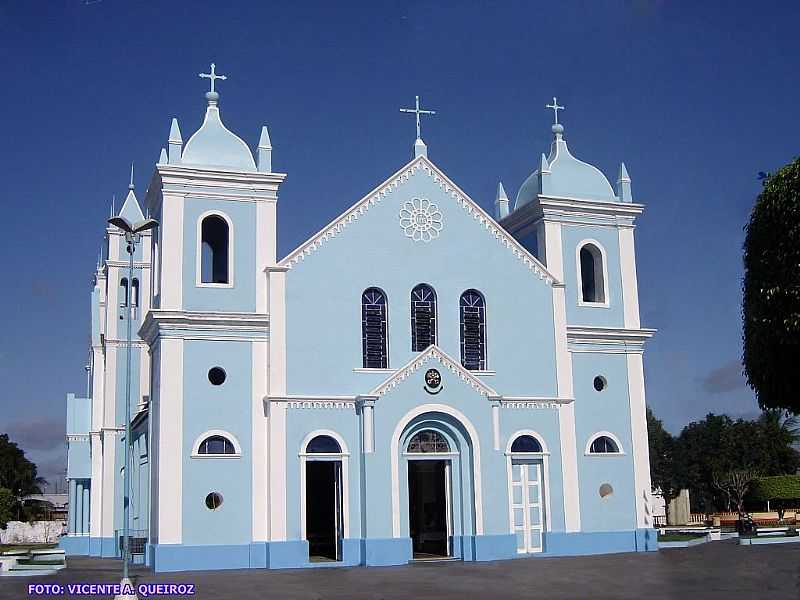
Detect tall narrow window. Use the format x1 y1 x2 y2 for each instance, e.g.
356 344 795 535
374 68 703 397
201 215 230 284
120 278 129 307
579 243 605 303
411 284 437 351
131 278 140 307
460 289 486 370
362 288 388 369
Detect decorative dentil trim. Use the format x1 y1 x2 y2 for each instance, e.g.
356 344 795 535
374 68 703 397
369 344 498 398
287 401 356 410
279 157 559 285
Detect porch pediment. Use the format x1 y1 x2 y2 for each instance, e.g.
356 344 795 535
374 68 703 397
366 345 498 399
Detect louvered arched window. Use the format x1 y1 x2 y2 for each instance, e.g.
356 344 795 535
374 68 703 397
460 289 486 370
120 278 129 307
362 288 388 369
411 284 437 351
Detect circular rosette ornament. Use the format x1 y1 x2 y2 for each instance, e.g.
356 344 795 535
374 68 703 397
399 197 443 242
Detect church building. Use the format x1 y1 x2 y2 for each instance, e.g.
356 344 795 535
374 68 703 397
61 66 658 572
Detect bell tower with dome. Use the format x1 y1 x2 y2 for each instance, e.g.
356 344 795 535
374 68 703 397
499 99 655 533
140 64 287 568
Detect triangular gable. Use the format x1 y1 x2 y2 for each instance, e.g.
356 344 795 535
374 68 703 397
368 344 498 398
279 156 560 286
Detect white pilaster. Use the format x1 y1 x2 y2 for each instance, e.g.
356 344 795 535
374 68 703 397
251 340 268 541
626 352 652 528
99 432 116 540
89 433 103 539
157 337 183 543
159 193 184 311
618 227 641 329
267 269 287 540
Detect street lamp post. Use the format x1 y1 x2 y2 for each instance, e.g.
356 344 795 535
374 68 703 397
107 215 158 600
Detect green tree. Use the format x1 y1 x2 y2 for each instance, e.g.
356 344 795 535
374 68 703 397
750 475 800 522
647 408 679 520
743 157 800 414
0 488 14 528
0 434 46 496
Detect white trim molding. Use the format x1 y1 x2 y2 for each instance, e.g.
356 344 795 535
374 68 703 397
576 239 610 308
369 344 498 398
190 429 243 458
196 209 235 289
584 431 626 456
505 429 550 455
566 326 656 354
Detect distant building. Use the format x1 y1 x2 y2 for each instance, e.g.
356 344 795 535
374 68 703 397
62 70 658 571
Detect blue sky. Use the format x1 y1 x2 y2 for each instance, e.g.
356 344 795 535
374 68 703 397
1 1 798 488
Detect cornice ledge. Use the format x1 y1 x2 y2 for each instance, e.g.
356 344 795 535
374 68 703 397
538 195 645 216
566 326 657 343
140 310 269 344
157 163 287 184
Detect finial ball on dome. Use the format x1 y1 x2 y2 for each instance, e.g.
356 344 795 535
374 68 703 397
206 91 220 104
552 123 564 135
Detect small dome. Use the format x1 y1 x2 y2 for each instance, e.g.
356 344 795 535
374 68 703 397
515 128 616 208
182 97 256 171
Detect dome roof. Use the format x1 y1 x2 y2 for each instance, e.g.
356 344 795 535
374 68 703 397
515 125 616 209
181 92 256 171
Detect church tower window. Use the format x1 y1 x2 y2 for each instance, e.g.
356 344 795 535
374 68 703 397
120 278 129 307
460 289 486 370
131 278 140 307
200 214 230 284
411 284 437 351
578 242 606 304
361 288 388 369
198 435 236 455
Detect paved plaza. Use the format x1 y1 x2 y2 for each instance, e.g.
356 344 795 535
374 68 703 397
2 541 797 600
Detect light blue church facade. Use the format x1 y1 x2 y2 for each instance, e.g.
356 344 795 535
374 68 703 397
62 72 658 572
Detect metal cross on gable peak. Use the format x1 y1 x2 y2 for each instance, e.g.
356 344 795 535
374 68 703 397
400 95 436 140
199 63 228 93
546 96 565 125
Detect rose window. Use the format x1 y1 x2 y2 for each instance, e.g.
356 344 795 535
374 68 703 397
399 198 443 242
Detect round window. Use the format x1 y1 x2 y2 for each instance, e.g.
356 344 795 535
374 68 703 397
593 376 606 392
205 492 223 510
599 483 614 498
208 367 226 386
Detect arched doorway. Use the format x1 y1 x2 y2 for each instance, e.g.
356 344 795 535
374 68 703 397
394 407 482 561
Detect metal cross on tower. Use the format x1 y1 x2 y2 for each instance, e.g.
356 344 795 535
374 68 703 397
400 95 436 140
545 96 565 125
199 63 227 93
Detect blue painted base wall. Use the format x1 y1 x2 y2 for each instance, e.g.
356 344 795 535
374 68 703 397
88 537 114 558
59 535 90 555
148 530 657 572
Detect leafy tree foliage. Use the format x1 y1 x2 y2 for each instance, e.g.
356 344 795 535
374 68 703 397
743 157 800 414
647 409 679 518
0 434 45 496
750 475 800 522
0 488 14 528
647 411 800 514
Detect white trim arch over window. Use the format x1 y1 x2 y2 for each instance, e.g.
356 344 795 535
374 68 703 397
584 431 625 456
196 210 235 288
191 429 242 458
576 239 609 307
505 430 550 456
298 429 350 540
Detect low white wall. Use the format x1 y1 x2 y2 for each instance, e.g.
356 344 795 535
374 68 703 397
0 521 65 544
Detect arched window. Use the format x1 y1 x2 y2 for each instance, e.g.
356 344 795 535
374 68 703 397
131 278 140 307
362 288 388 369
197 435 236 455
460 289 486 370
411 284 437 351
579 243 606 303
589 435 620 454
306 435 342 454
201 215 230 284
510 435 543 453
119 278 129 307
407 430 450 453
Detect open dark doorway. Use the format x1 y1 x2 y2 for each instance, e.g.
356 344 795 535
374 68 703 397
408 460 449 559
306 461 342 561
